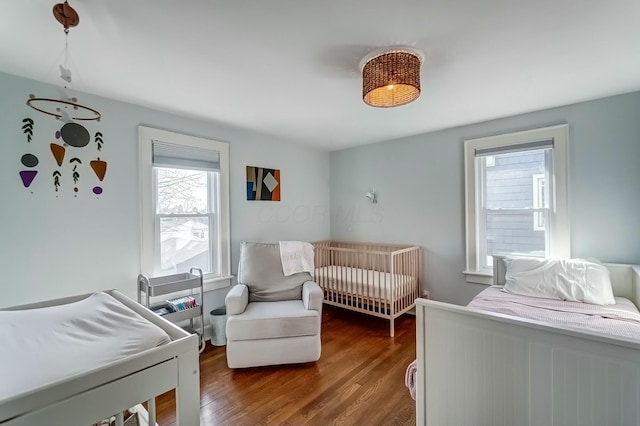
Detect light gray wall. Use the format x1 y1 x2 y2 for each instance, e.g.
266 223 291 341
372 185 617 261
0 72 330 310
330 92 640 305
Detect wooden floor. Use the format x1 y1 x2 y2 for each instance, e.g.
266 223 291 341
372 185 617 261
156 305 417 425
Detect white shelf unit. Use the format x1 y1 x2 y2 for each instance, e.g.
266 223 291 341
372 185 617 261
138 268 206 353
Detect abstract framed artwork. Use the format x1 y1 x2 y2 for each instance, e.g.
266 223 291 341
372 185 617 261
246 166 280 201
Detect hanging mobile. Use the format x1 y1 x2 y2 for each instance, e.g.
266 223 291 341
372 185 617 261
26 0 101 123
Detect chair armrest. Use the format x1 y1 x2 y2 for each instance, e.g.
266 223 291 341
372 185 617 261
302 281 323 312
225 284 248 315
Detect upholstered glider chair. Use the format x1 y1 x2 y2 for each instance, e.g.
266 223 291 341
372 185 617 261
225 242 323 368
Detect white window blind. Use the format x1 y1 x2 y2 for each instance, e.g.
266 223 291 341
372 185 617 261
152 140 220 171
474 139 553 157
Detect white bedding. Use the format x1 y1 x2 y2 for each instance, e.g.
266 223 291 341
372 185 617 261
503 257 616 305
0 292 171 401
468 286 640 340
315 265 414 300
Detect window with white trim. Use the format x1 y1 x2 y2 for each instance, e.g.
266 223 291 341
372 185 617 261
139 126 231 289
463 124 570 285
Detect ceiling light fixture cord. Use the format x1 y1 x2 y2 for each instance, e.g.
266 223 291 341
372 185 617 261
53 0 78 86
64 31 69 69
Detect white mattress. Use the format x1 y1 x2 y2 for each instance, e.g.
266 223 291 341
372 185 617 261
468 286 640 341
315 266 415 300
0 292 171 401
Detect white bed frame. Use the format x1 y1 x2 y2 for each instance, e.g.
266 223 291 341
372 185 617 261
416 259 640 426
0 290 200 426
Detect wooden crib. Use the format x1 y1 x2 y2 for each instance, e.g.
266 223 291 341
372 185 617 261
312 241 422 336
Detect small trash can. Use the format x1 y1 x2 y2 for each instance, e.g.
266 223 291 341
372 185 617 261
209 306 227 346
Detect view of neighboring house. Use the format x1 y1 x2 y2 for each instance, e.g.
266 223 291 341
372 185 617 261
483 148 548 262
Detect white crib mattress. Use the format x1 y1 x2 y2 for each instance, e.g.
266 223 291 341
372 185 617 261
0 292 171 401
315 265 415 300
468 286 640 340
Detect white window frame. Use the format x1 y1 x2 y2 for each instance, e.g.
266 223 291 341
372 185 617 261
139 126 232 291
463 124 570 285
532 173 545 231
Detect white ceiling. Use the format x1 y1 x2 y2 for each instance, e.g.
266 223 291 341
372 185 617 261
2 1 639 151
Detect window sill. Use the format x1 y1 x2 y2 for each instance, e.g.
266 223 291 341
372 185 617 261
203 275 234 292
462 270 494 285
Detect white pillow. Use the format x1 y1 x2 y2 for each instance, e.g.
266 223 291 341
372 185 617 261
503 257 616 305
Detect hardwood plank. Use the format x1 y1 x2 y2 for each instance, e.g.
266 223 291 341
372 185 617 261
156 305 416 425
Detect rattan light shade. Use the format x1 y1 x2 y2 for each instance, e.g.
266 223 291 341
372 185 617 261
362 50 422 108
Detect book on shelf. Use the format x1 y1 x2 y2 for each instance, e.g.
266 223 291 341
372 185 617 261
150 305 173 316
166 296 198 312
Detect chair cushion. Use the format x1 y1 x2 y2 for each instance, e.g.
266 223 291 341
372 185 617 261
226 300 319 341
238 242 311 302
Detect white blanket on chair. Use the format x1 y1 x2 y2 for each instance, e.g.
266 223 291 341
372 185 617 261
279 241 314 276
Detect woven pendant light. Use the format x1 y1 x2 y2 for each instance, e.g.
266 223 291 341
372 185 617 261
361 48 423 108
